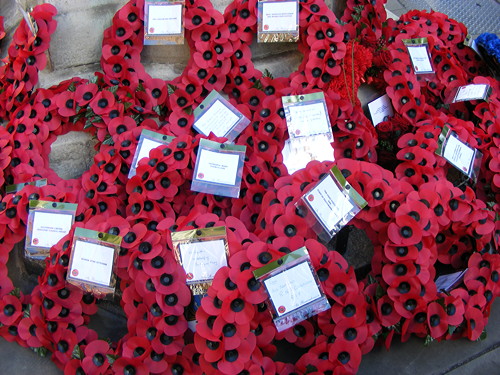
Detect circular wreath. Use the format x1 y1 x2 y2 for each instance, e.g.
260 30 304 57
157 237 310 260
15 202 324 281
0 0 498 374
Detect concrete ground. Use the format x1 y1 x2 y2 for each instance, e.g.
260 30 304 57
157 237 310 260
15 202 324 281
1 0 499 373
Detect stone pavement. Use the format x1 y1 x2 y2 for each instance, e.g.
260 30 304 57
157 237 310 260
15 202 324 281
1 0 499 373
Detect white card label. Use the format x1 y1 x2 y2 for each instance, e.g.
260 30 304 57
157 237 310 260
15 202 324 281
194 99 240 137
179 239 227 282
147 4 183 35
195 149 240 186
133 138 164 169
69 241 115 286
407 45 433 73
443 134 475 175
282 135 334 174
264 261 321 317
368 94 394 126
304 175 354 232
454 84 489 102
287 102 331 138
261 1 297 32
31 211 74 248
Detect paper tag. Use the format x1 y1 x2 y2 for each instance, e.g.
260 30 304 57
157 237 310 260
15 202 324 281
194 99 240 138
261 1 298 32
68 240 115 286
368 94 394 126
264 261 322 317
31 211 74 248
453 84 490 102
282 135 334 175
195 148 240 186
287 102 331 138
179 239 227 283
435 269 467 292
442 134 475 175
304 174 355 233
407 45 433 73
128 130 173 178
147 4 183 35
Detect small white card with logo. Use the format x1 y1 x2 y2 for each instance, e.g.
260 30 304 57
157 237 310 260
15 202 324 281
304 174 355 233
437 126 482 182
282 92 333 143
144 0 185 45
368 94 394 126
452 84 491 103
261 1 298 32
147 3 183 35
196 149 239 186
407 45 433 73
69 241 115 286
264 261 322 317
31 212 74 248
191 139 246 198
193 91 250 142
25 201 78 260
442 134 476 175
179 239 227 283
403 38 434 74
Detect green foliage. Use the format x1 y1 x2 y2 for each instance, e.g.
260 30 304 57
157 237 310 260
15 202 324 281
72 345 84 360
168 84 178 95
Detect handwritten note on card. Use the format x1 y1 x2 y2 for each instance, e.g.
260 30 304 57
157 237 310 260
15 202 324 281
368 94 394 126
443 134 475 175
304 175 354 233
194 99 240 138
179 239 227 282
264 261 321 316
287 102 331 138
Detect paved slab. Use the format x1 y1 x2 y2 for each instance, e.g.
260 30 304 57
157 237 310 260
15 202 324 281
358 300 500 375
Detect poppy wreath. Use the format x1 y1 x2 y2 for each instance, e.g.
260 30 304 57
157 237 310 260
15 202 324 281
0 0 499 375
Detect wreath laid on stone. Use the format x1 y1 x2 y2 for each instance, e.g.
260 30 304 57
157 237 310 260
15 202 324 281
0 0 498 374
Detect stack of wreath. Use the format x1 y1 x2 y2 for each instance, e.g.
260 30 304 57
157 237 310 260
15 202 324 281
0 0 498 374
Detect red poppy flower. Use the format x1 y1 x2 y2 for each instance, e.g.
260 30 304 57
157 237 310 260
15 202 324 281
74 83 98 106
276 319 316 348
465 305 485 341
328 339 362 373
220 290 255 325
156 282 191 316
55 91 77 118
113 357 149 375
323 265 359 305
388 214 423 246
330 292 367 326
81 339 111 374
213 315 251 350
376 295 401 327
426 301 448 339
89 90 116 116
333 317 369 346
51 327 79 367
401 306 428 341
217 334 255 374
